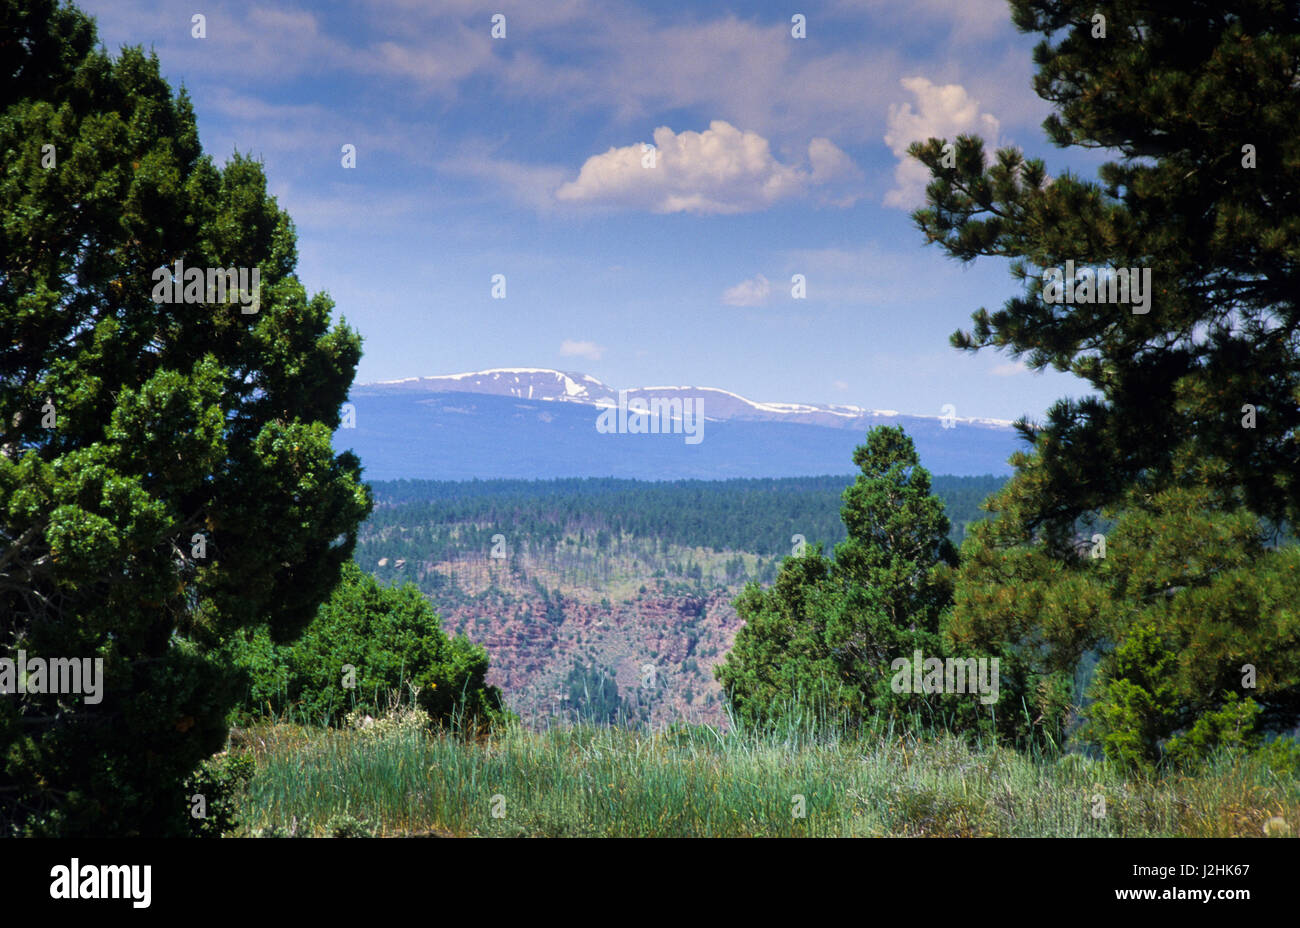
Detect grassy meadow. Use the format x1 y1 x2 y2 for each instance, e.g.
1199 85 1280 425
226 706 1299 838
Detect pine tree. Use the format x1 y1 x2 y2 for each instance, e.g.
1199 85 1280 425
910 0 1300 764
913 1 1300 532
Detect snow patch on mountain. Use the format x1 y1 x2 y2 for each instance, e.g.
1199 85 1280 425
361 368 1016 429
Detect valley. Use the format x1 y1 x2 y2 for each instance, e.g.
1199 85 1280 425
354 475 1005 726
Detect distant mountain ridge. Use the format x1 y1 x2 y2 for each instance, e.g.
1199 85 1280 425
339 367 1026 481
365 367 1019 430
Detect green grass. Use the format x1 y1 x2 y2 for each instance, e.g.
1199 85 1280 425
230 710 1300 837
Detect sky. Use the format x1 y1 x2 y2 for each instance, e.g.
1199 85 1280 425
80 0 1113 422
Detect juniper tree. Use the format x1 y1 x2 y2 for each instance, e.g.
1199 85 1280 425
0 1 370 833
715 427 1011 734
909 0 1300 763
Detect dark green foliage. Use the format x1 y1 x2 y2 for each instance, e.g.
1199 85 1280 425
0 1 370 835
365 475 1004 556
913 0 1300 533
227 562 507 731
914 1 1300 766
716 428 1006 736
1067 474 1300 769
715 547 855 725
183 751 254 837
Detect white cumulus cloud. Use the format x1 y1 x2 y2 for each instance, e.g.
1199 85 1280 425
556 121 859 214
884 77 1000 209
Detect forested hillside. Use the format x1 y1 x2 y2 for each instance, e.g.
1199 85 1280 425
364 474 1004 558
352 474 1005 724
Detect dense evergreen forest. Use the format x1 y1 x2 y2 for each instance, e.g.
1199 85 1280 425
363 474 1007 559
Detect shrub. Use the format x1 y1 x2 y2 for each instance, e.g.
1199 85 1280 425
327 813 376 838
228 562 508 731
184 751 255 838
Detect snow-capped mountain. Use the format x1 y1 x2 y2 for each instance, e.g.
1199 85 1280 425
338 368 1025 481
365 368 1018 430
371 368 612 404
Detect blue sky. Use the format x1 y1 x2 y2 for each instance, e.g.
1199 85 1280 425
81 0 1110 422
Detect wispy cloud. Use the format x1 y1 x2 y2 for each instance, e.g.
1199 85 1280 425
438 144 570 212
991 360 1030 376
721 274 771 307
559 339 605 361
